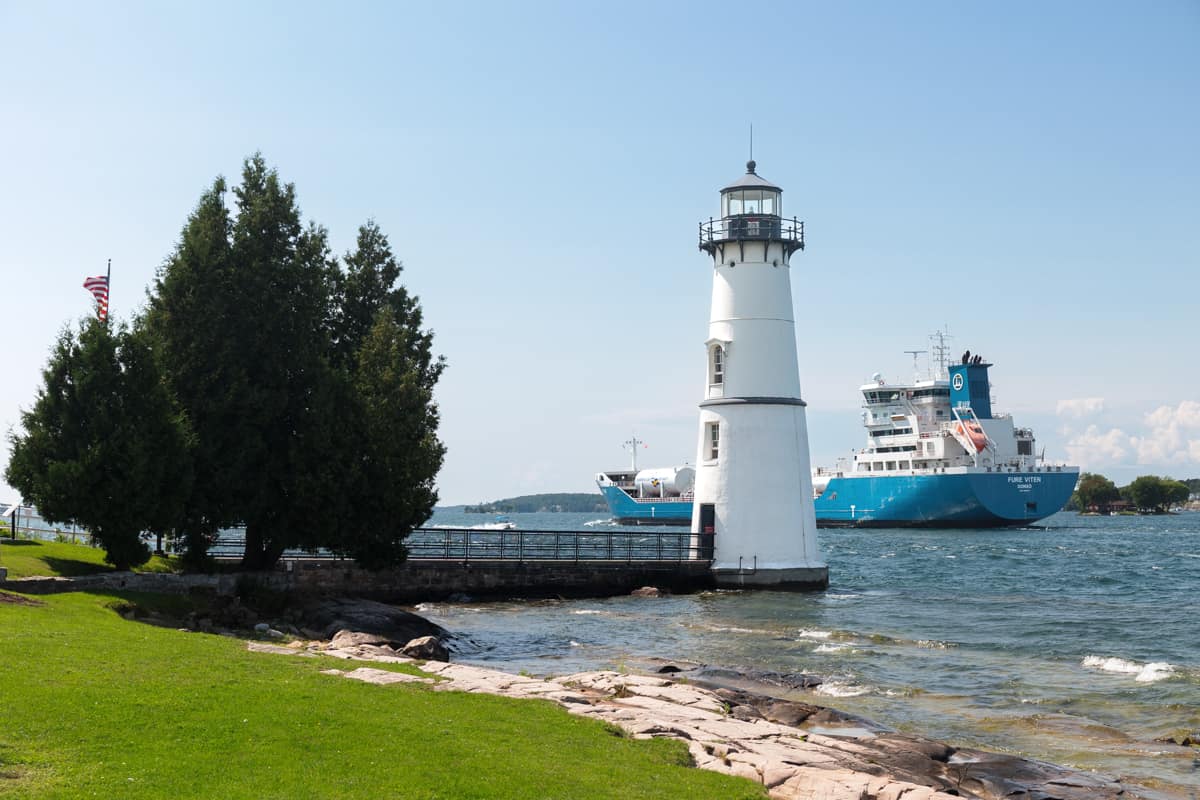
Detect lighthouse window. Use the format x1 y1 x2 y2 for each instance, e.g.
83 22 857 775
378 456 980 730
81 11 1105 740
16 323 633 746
725 193 743 216
711 345 724 385
706 422 720 461
742 191 762 214
763 192 778 215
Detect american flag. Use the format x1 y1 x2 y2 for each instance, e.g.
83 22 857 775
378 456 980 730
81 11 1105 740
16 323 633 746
83 275 109 322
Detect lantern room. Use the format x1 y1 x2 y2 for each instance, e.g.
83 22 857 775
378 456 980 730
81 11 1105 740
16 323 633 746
721 160 782 217
699 160 805 256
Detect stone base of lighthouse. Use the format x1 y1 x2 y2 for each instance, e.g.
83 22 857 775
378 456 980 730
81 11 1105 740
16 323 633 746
712 565 829 590
691 402 829 591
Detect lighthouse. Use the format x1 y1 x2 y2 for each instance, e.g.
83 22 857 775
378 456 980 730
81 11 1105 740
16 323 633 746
691 161 828 589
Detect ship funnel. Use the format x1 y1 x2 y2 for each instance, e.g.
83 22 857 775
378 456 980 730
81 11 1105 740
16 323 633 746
948 361 993 419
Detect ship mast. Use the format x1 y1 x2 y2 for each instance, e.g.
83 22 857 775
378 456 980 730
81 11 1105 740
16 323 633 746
623 434 645 472
929 327 952 379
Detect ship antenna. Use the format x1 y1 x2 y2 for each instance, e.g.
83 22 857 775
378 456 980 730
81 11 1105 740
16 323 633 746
623 433 646 472
904 350 927 383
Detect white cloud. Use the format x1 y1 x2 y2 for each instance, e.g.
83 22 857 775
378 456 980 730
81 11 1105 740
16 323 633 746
1065 424 1133 468
1132 400 1200 465
1056 397 1106 419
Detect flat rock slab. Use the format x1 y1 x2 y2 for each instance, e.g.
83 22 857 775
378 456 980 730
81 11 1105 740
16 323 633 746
323 667 434 686
246 641 316 657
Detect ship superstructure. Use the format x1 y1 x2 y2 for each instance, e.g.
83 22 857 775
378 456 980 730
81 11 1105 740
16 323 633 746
811 349 1079 526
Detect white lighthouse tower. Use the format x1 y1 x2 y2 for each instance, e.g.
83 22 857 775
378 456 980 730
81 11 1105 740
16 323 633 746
691 160 828 589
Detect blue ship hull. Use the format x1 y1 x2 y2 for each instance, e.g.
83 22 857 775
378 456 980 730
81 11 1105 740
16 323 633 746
600 470 1078 527
599 485 693 525
813 470 1079 527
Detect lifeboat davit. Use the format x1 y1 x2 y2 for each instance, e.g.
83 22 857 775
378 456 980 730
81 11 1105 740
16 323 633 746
956 422 988 453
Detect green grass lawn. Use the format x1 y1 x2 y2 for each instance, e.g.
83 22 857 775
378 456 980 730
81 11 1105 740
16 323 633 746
0 591 765 799
0 539 178 578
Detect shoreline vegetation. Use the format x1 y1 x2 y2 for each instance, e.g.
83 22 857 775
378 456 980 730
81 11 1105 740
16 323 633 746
454 493 607 514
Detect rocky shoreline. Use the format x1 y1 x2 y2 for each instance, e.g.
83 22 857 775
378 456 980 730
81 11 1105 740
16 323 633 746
218 595 1178 800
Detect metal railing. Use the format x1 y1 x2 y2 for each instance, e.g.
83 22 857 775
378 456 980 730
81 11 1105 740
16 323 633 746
209 528 715 565
699 216 804 252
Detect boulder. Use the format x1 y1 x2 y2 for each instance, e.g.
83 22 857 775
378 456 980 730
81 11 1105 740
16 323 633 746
296 598 447 646
330 629 393 649
630 586 662 597
401 635 449 662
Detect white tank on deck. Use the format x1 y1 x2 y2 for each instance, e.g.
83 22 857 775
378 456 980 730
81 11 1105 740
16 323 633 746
635 466 695 498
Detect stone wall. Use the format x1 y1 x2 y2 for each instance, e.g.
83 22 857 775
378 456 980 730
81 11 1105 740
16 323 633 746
2 559 717 601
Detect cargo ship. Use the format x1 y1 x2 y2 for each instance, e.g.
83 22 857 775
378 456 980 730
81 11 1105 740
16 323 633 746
597 349 1079 527
595 465 694 525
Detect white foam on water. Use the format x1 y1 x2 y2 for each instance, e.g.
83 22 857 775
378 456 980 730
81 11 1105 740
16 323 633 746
414 602 437 612
814 681 871 698
583 518 617 527
1174 552 1200 559
706 625 768 635
569 640 582 647
798 629 833 640
572 609 605 616
1082 655 1178 682
916 639 956 650
815 643 849 653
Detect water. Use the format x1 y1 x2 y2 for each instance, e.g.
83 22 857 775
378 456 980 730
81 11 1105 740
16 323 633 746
419 509 1200 796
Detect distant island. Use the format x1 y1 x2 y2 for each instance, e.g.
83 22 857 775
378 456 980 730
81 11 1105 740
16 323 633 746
453 493 608 514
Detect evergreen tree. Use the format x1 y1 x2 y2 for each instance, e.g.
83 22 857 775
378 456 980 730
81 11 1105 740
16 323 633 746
6 321 192 569
335 308 445 568
146 155 444 570
144 177 239 565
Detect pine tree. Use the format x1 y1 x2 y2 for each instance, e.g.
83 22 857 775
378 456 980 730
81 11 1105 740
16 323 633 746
6 321 192 569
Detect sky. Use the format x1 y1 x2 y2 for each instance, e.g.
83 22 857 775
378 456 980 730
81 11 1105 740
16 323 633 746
1 1 1198 505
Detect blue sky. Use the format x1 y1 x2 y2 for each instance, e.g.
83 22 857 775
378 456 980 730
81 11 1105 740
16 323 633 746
1 1 1197 505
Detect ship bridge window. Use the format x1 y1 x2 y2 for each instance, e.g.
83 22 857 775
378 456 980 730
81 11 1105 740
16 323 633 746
870 427 913 437
1017 440 1033 456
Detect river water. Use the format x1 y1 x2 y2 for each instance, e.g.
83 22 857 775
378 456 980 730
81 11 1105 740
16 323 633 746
418 509 1200 796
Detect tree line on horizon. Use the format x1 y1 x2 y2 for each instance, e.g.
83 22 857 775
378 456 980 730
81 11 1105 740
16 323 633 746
462 493 607 514
6 155 445 571
1070 473 1196 515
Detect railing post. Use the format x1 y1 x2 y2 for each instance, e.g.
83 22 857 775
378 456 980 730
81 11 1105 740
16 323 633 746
465 529 470 563
519 529 524 563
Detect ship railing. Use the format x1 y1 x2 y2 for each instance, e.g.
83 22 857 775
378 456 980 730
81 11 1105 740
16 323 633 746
630 495 691 503
208 529 716 565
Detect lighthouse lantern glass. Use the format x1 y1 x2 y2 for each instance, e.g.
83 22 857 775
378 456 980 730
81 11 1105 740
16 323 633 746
722 189 781 218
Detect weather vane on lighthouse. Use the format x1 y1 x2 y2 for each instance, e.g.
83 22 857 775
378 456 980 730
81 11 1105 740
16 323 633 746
692 158 828 589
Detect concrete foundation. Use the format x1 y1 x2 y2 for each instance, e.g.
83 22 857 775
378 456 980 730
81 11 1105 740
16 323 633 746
712 565 829 590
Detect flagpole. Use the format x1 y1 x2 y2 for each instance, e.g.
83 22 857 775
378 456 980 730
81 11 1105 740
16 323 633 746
106 258 111 325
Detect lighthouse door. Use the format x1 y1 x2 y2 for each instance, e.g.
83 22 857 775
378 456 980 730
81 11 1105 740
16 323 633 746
698 503 715 560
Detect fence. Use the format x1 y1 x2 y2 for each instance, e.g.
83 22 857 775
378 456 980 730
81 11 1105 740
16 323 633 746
2 507 93 546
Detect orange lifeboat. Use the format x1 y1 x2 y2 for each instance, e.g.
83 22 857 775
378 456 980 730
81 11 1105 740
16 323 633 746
956 422 988 453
